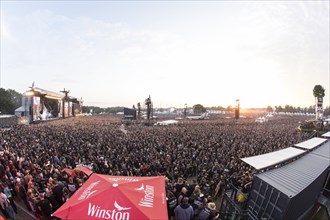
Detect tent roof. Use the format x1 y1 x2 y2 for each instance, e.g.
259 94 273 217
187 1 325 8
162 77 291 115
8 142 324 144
322 131 330 138
155 120 178 125
75 165 93 176
257 141 330 197
310 140 330 159
15 106 28 112
53 174 167 220
0 115 15 118
294 137 327 150
241 147 306 170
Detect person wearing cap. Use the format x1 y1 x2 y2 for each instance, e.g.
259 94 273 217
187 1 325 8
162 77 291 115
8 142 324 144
197 202 219 220
174 197 194 220
208 202 220 219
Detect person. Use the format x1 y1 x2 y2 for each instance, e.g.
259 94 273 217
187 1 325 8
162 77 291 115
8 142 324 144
174 197 194 220
187 179 198 197
62 187 70 202
229 173 240 201
0 188 16 220
177 187 188 204
0 114 311 220
51 179 64 206
16 178 32 212
189 186 204 216
189 185 202 202
67 176 78 196
174 177 185 198
214 176 226 199
45 188 59 212
2 184 17 213
36 193 52 220
197 202 219 220
167 192 177 220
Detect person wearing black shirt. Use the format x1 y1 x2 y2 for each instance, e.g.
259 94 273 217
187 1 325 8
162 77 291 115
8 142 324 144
45 188 59 212
167 192 177 220
51 179 64 206
36 193 52 220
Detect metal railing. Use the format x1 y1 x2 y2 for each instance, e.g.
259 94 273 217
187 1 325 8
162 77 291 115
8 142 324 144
219 183 250 220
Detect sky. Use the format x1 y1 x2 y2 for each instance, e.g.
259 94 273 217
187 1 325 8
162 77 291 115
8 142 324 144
1 1 329 108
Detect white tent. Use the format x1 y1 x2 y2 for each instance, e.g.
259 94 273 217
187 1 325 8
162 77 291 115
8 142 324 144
255 116 267 123
154 120 178 126
241 147 306 170
294 137 327 150
14 106 29 117
322 131 330 138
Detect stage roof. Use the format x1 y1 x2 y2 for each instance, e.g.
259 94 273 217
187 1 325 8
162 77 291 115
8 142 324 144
25 87 63 99
294 137 328 150
322 131 330 138
240 147 306 170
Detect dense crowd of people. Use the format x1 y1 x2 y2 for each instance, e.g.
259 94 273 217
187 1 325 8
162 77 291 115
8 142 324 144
0 114 311 220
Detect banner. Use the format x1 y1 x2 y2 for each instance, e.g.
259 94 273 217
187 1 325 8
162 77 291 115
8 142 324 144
316 97 323 113
124 108 136 119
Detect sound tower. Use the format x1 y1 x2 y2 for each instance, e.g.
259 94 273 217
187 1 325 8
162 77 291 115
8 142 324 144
235 99 240 119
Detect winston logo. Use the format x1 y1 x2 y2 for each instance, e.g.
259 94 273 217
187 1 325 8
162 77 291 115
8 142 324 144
114 201 131 211
109 177 139 182
135 183 144 191
87 202 131 220
78 181 100 201
137 184 154 208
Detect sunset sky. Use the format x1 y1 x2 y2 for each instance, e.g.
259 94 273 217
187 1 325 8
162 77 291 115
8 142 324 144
1 1 329 108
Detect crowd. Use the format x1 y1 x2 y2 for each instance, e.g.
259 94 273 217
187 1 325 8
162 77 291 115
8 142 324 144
0 115 310 220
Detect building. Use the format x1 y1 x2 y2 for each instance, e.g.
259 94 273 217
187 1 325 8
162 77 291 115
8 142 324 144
220 135 330 220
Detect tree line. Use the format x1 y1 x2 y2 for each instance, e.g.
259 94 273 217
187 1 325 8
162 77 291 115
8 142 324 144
0 88 22 114
82 106 124 114
1 88 329 116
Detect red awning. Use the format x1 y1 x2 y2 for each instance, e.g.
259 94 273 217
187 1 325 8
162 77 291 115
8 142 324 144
52 174 168 220
75 165 93 176
61 168 75 177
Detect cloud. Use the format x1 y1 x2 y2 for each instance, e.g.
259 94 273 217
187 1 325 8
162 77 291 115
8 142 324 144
1 2 328 107
3 9 183 76
51 78 77 84
0 15 12 41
